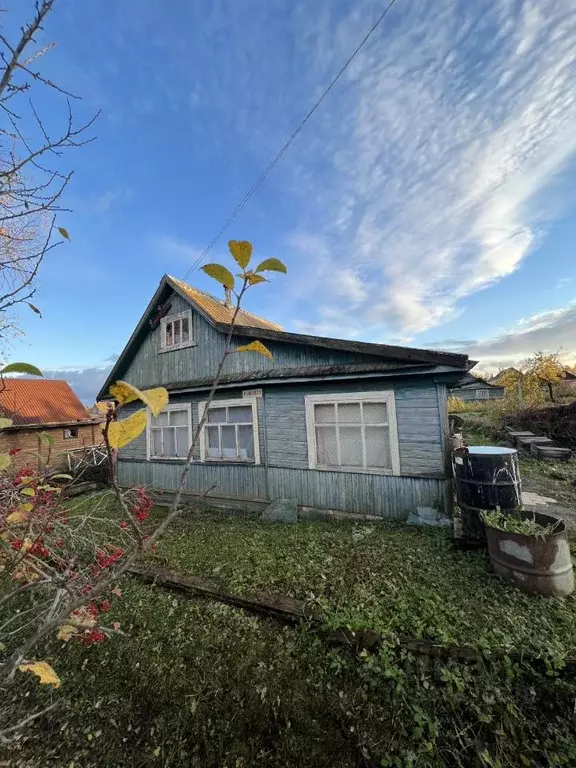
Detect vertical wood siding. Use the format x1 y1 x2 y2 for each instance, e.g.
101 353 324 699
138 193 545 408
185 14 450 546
117 376 448 517
123 292 393 389
117 460 448 519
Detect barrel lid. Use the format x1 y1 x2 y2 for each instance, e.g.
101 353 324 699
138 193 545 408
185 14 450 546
465 446 516 455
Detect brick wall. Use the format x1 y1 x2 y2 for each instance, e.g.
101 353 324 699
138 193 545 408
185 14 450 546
1 423 102 470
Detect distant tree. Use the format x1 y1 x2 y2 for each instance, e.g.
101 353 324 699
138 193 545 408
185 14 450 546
0 1 98 342
522 352 564 404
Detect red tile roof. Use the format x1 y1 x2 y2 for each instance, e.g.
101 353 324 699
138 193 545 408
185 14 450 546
0 379 92 428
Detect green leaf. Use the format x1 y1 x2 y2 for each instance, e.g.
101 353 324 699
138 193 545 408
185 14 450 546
228 240 253 269
255 258 287 274
27 302 42 317
39 431 56 447
236 340 273 360
0 453 11 471
201 263 235 290
1 362 43 377
0 417 13 429
58 226 71 241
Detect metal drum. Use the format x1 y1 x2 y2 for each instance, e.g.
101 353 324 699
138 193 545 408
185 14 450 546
452 446 522 543
486 511 574 596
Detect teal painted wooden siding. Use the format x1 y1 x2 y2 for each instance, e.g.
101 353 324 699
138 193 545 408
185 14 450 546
117 376 448 517
117 460 448 519
264 379 443 476
123 292 392 390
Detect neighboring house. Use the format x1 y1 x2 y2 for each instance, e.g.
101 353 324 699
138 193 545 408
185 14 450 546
449 374 504 402
0 379 102 469
560 370 576 390
98 275 472 519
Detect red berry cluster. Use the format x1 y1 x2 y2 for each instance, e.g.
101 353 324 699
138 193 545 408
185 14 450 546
132 487 152 522
96 545 125 570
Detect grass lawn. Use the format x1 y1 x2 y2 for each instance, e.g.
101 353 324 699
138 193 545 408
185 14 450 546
3 490 576 766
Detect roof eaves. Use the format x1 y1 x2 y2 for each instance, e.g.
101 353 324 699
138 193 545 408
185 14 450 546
220 324 470 368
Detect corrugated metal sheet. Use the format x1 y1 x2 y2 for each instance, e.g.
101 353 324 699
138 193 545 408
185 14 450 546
0 379 93 427
169 277 283 331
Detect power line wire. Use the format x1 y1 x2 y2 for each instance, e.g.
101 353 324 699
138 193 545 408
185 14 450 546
182 0 399 281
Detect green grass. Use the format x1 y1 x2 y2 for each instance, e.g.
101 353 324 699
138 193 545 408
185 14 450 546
4 495 576 767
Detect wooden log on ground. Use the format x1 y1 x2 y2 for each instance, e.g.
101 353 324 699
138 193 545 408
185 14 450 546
531 444 573 462
128 562 322 623
128 562 576 680
516 435 554 452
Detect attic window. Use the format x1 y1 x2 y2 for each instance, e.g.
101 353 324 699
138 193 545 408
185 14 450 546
160 310 193 352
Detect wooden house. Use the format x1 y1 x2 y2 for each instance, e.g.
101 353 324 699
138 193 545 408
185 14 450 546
98 275 473 519
449 374 504 402
0 379 102 469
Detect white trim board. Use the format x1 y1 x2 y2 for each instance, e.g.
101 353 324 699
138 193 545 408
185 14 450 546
304 390 400 476
146 402 192 460
198 396 260 465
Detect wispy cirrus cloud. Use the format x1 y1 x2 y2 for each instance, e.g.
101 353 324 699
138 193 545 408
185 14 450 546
287 0 576 338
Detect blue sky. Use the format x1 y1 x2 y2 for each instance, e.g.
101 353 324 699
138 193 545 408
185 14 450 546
5 0 576 401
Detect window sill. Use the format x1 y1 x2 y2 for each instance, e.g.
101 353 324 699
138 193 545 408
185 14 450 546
204 458 258 466
158 341 197 354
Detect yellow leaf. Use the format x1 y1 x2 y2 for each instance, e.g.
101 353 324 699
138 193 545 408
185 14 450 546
18 661 61 688
201 263 235 290
139 387 169 417
6 507 31 524
96 401 113 414
236 340 273 360
254 258 287 274
20 487 35 497
20 502 34 513
247 273 268 286
57 624 78 642
107 410 147 449
228 240 253 269
0 453 10 471
109 381 142 407
58 226 71 241
0 417 13 429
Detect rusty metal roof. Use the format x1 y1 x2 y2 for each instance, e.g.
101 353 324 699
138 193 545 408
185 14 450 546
169 277 283 331
0 379 93 428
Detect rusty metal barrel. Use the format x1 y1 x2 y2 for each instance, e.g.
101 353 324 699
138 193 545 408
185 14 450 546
452 446 522 543
485 511 574 596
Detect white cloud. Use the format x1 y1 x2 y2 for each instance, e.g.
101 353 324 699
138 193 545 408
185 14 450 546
431 302 576 369
288 0 576 337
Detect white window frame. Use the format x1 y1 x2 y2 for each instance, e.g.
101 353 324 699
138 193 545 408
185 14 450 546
476 389 490 399
146 403 192 460
198 397 260 464
304 391 400 476
159 310 194 353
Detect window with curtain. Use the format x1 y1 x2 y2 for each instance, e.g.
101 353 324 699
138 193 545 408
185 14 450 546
305 392 399 474
199 398 259 463
149 406 191 459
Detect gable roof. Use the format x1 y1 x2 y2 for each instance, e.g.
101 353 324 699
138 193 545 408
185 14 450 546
452 373 504 390
98 274 470 398
0 379 93 428
169 277 283 331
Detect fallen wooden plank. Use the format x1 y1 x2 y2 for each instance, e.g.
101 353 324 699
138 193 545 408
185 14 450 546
128 562 576 679
128 562 322 623
516 435 554 452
